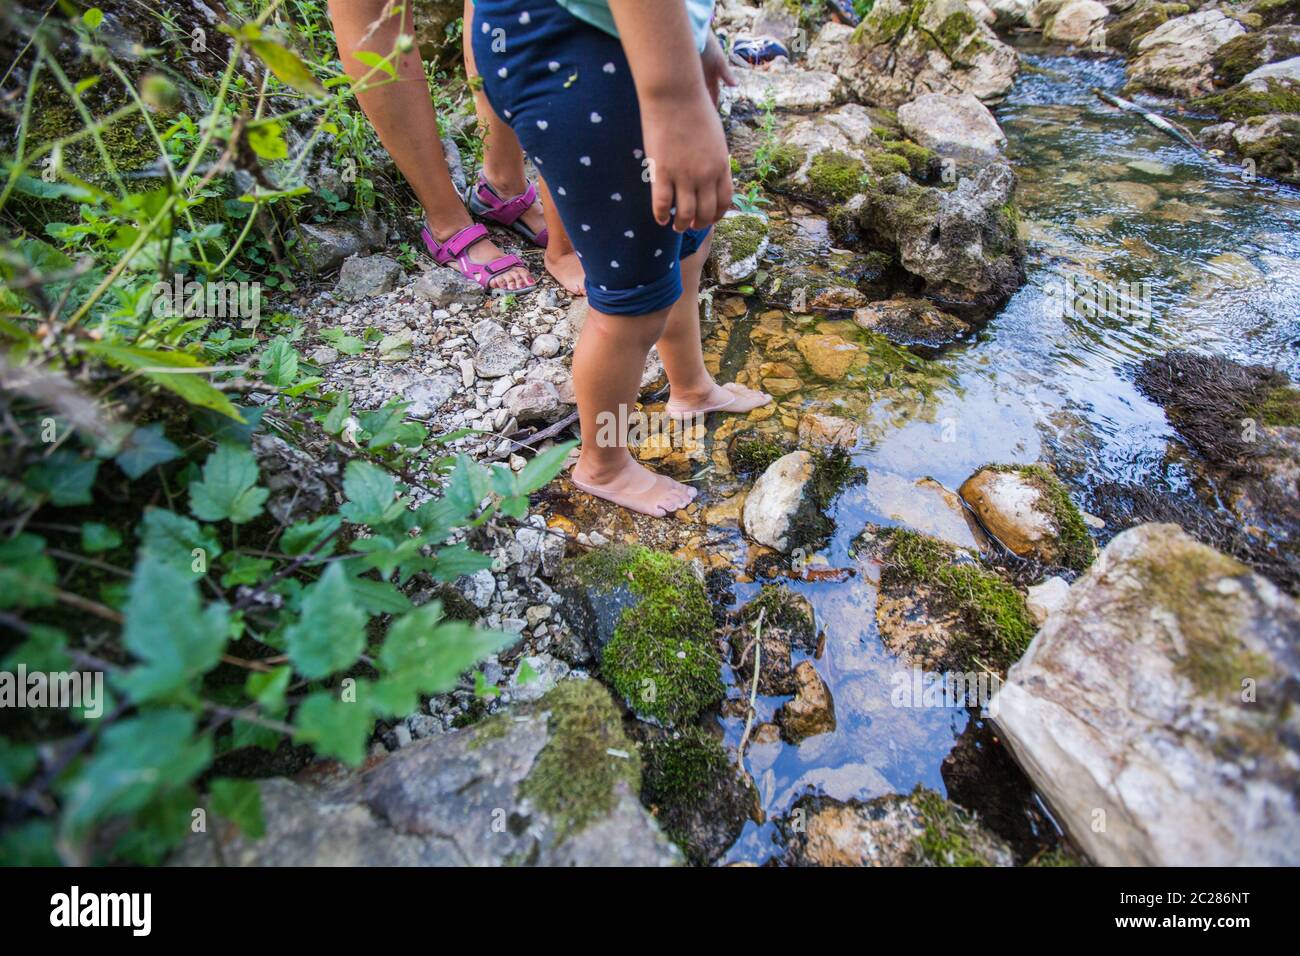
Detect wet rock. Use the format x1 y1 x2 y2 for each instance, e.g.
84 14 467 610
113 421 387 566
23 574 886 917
865 472 988 551
1126 9 1247 98
556 544 723 725
807 0 1019 108
728 607 797 696
415 265 487 308
795 333 863 380
1233 113 1300 184
173 680 680 866
780 788 1014 866
640 728 755 865
710 211 770 285
1211 27 1300 87
734 584 820 655
298 217 385 274
958 464 1095 569
777 661 837 743
852 297 973 349
743 450 816 552
1043 0 1109 45
990 523 1300 866
503 379 562 423
860 164 1024 310
897 92 1007 166
1025 575 1071 625
798 410 862 450
335 254 402 300
1102 180 1161 211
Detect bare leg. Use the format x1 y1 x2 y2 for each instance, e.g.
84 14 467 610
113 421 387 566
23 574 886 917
328 0 530 290
570 306 697 516
462 0 584 294
660 236 771 415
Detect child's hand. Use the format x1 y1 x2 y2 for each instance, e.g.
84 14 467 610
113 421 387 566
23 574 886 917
701 33 737 107
644 90 734 232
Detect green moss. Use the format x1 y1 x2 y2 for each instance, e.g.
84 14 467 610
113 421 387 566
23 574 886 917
1196 79 1300 121
932 10 980 56
884 529 1037 670
982 463 1094 571
518 680 641 842
640 728 752 864
883 139 936 178
729 433 792 476
738 585 816 648
766 142 806 182
911 787 992 867
575 545 724 726
466 711 511 748
713 213 768 265
1211 32 1299 88
28 88 159 181
806 150 868 203
867 150 913 177
1029 846 1084 867
1255 385 1300 426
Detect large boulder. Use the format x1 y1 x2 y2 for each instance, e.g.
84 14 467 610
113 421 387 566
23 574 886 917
1107 0 1192 54
860 164 1024 311
990 524 1300 866
897 92 1008 166
1126 9 1248 97
172 680 681 866
1211 26 1300 87
806 0 1020 108
1233 112 1300 184
1043 0 1109 45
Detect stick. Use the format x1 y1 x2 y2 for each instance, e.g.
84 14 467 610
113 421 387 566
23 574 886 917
1092 87 1202 152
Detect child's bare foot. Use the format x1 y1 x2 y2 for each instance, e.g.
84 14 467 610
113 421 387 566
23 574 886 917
571 456 697 517
665 382 772 419
545 248 586 295
428 218 534 292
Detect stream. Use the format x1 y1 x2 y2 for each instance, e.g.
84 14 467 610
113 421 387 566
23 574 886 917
705 41 1300 865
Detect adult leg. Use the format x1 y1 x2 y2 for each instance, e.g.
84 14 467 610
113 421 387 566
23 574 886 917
327 0 530 290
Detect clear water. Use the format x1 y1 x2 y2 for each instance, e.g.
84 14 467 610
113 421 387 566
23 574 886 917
716 46 1300 864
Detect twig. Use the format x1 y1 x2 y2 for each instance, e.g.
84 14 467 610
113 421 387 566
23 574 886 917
1092 87 1202 152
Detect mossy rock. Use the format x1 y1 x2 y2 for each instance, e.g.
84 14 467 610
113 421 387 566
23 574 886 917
1196 77 1300 120
640 728 754 865
866 149 913 178
728 432 794 477
1210 27 1300 88
977 463 1096 572
559 545 724 726
805 149 868 203
765 142 807 183
734 584 818 653
882 138 937 178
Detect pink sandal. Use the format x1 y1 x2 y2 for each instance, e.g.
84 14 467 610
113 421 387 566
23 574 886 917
465 175 549 249
420 222 535 295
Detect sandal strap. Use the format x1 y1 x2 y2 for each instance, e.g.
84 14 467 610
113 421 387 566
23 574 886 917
482 253 526 277
476 176 539 226
440 222 490 260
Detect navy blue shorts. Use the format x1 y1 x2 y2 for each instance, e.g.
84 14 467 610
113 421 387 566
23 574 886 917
471 1 711 316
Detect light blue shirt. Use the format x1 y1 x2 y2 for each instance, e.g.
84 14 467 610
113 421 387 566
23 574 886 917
556 0 715 52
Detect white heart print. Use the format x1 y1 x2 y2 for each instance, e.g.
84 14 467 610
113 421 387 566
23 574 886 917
519 12 530 24
610 192 622 201
603 63 616 73
536 120 548 130
590 112 602 124
580 156 591 166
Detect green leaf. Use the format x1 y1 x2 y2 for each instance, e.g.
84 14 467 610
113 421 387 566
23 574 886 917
258 336 299 386
323 388 351 435
348 575 413 615
351 50 396 79
0 739 37 789
515 440 578 494
0 534 57 609
376 604 512 711
115 422 181 479
2 625 71 673
247 36 327 96
284 562 366 679
245 665 290 714
62 710 211 830
281 513 341 559
339 459 405 526
429 543 494 582
115 551 229 703
219 553 273 587
24 450 98 506
86 343 244 421
139 507 221 574
0 821 59 866
82 7 104 29
445 454 490 516
189 444 269 525
210 779 265 838
246 120 288 161
81 522 122 553
293 689 373 765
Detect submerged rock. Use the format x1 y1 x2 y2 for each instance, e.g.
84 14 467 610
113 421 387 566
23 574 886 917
780 788 1015 866
958 463 1095 570
710 210 771 285
777 661 837 742
897 92 1008 166
852 296 974 349
990 523 1300 866
742 448 862 553
807 0 1020 108
173 680 680 866
864 471 988 551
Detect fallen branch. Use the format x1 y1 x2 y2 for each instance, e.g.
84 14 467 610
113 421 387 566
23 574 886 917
1092 87 1202 152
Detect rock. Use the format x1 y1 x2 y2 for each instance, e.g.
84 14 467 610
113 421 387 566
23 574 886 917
897 92 1007 166
414 266 487 308
503 379 562 423
861 164 1024 310
457 568 496 609
1103 180 1161 211
1240 55 1300 90
807 1 1019 108
298 217 385 274
1025 575 1070 625
172 680 680 866
798 411 861 450
990 524 1300 866
777 661 837 743
865 472 988 552
507 653 570 703
531 333 561 358
780 789 1015 866
1043 0 1109 45
402 375 457 419
556 544 723 725
1127 10 1247 98
852 297 974 349
1212 28 1300 87
250 433 333 525
743 450 816 552
988 0 1036 27
310 346 339 365
334 254 402 300
710 211 770 285
473 324 530 379
377 329 413 362
413 0 465 65
958 464 1094 569
1233 113 1300 185
731 63 844 111
729 611 796 696
795 333 862 380
640 728 755 865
